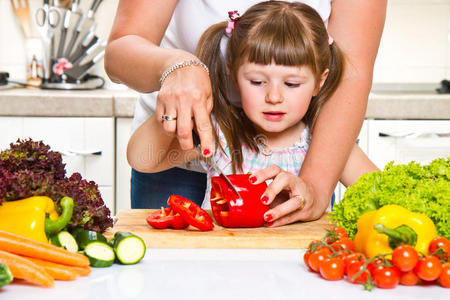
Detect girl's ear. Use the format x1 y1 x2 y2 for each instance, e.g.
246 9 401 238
313 68 329 96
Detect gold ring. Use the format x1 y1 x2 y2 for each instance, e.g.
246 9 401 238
161 115 177 121
293 195 306 210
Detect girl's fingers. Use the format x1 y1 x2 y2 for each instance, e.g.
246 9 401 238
193 98 214 156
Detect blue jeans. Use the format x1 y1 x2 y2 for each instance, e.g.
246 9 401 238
131 168 207 208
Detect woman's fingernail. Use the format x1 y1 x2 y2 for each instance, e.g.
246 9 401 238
203 148 211 156
264 213 273 222
249 176 257 184
266 221 274 227
261 195 269 204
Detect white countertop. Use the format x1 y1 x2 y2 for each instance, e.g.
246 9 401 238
1 249 448 300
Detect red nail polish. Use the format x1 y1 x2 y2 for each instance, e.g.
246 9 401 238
261 195 269 204
249 176 257 184
264 213 273 222
203 148 211 156
266 221 274 227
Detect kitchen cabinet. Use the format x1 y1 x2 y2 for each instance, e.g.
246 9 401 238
367 119 450 168
116 118 133 212
0 117 115 213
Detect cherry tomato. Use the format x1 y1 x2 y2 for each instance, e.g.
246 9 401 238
371 265 400 289
429 237 450 260
346 260 370 284
414 255 443 282
399 270 420 286
332 237 355 252
303 250 313 271
326 226 348 244
392 245 419 272
438 263 450 288
343 253 365 276
308 247 332 273
307 239 323 252
319 257 345 281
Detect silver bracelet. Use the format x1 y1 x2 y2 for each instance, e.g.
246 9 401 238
159 60 210 86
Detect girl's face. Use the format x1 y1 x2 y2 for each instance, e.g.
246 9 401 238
236 61 327 139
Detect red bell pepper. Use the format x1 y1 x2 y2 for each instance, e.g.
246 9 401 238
168 195 214 231
146 207 189 229
210 174 268 228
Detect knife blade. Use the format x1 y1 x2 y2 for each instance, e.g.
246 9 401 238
192 131 244 202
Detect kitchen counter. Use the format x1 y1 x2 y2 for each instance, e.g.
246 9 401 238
1 85 450 119
1 249 448 300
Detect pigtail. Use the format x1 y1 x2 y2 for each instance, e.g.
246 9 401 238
196 23 257 173
304 42 344 132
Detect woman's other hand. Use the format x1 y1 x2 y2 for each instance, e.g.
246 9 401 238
249 165 328 226
156 64 214 152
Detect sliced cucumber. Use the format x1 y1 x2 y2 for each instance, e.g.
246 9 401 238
84 242 115 268
112 232 146 265
50 231 78 253
75 229 107 250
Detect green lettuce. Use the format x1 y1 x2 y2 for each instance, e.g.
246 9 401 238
330 157 450 239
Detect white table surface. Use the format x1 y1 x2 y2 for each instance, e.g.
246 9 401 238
1 249 448 300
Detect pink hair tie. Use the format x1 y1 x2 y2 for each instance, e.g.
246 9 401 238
225 10 241 34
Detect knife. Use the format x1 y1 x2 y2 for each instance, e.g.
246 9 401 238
69 31 98 63
56 7 71 58
192 131 244 202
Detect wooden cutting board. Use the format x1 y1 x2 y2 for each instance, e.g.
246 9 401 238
105 209 334 249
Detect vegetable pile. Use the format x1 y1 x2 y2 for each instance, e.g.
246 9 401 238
303 226 450 290
0 139 113 233
0 229 91 287
331 157 450 239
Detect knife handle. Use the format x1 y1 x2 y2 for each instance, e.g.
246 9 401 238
192 130 201 147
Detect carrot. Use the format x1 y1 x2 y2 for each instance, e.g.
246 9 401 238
0 250 54 287
0 230 89 267
23 257 79 281
71 265 92 277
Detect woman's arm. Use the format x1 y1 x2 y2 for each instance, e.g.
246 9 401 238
105 0 214 153
251 0 387 226
296 0 387 218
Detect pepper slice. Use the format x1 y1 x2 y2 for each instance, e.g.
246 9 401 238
146 207 188 230
168 195 214 231
210 174 268 228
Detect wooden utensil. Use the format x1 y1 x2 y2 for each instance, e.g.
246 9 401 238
10 0 32 38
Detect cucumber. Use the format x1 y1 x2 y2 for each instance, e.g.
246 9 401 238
50 231 78 253
112 232 146 265
84 242 115 268
75 229 107 250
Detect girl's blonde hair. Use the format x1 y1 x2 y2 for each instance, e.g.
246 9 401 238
196 1 344 173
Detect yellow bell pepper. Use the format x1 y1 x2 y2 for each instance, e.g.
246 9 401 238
0 196 58 243
354 204 437 258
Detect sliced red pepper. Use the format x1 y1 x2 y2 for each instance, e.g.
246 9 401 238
168 195 214 231
146 207 189 230
210 174 268 228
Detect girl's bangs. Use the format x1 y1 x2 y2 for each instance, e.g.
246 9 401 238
242 14 316 69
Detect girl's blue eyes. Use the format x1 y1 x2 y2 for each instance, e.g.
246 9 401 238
250 81 300 87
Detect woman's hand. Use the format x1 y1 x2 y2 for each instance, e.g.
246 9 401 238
155 64 215 154
249 165 329 226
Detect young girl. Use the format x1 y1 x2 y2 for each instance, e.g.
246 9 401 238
127 1 378 224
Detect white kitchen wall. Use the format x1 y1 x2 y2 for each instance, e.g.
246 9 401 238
1 0 449 85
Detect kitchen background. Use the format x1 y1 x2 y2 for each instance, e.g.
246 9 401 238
1 0 450 85
0 0 449 215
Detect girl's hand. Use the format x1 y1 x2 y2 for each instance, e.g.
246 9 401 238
249 165 329 226
155 64 215 154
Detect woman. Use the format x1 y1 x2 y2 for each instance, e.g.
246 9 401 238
104 0 387 226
